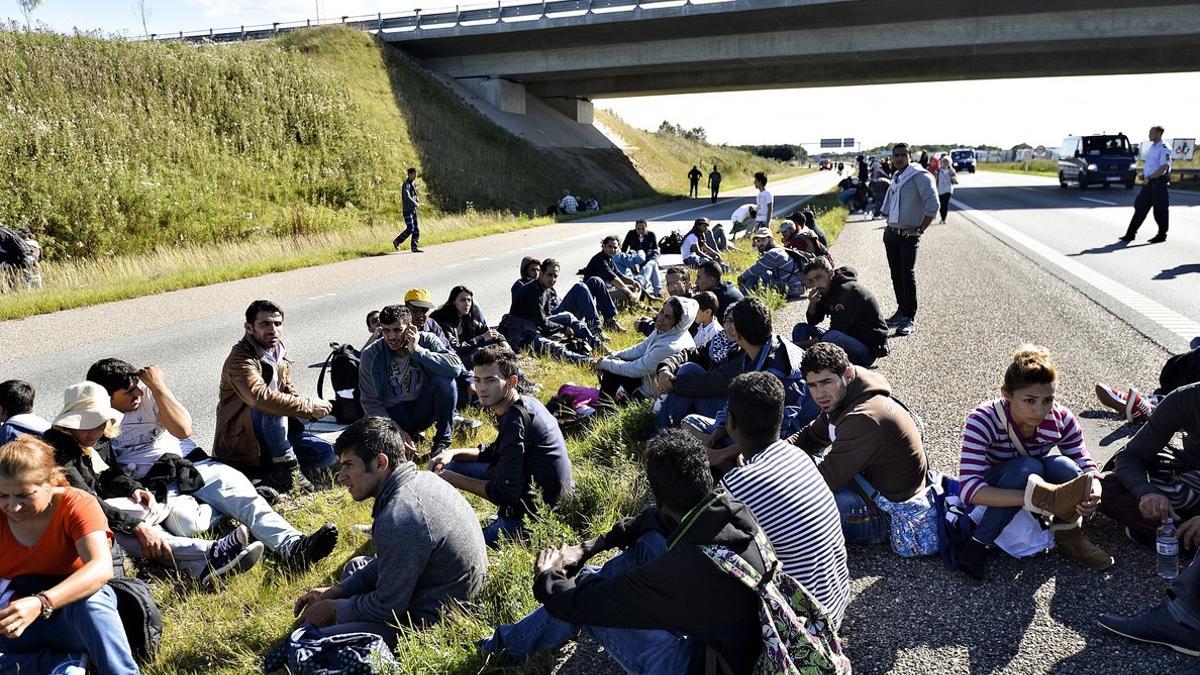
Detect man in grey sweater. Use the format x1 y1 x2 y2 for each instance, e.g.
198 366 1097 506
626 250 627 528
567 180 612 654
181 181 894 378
879 142 938 337
291 417 488 645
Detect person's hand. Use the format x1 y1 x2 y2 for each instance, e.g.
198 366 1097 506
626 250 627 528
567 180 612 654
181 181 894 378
137 364 167 392
592 357 606 373
902 228 920 238
428 449 455 474
134 522 171 561
486 329 501 341
1178 516 1200 551
656 371 675 396
808 287 823 304
292 587 331 617
706 427 728 449
310 399 333 420
131 488 157 510
535 548 565 576
0 596 41 639
558 543 590 575
293 598 338 629
403 325 419 352
707 444 742 468
1077 476 1102 516
1138 493 1178 522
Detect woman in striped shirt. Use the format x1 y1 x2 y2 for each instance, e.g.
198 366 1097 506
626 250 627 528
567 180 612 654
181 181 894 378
955 345 1112 580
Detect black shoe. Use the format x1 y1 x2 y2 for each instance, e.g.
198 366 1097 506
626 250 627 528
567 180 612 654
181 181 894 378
1097 603 1200 657
200 526 264 588
392 236 403 250
955 538 990 581
1148 234 1168 244
885 311 906 327
261 459 314 495
1118 234 1135 242
411 246 425 253
280 523 339 573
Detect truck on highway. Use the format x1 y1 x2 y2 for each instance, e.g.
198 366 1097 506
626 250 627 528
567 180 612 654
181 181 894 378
1058 133 1138 190
949 148 977 173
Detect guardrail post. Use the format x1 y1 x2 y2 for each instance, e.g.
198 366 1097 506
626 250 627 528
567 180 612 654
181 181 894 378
240 25 245 40
150 33 156 40
306 18 311 27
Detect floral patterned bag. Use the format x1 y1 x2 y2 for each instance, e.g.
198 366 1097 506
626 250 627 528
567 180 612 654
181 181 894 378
700 528 852 675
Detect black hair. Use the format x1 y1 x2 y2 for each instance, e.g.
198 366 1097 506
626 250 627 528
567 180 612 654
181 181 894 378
378 304 412 326
893 142 911 155
754 171 768 185
0 380 35 415
727 372 784 443
86 358 139 396
407 167 417 174
644 429 713 514
802 257 833 275
801 342 851 377
693 291 719 316
245 299 284 325
801 210 815 228
335 417 410 465
730 297 772 346
472 345 521 379
541 258 561 272
602 235 620 247
365 310 380 329
664 297 684 327
697 260 723 281
689 218 709 237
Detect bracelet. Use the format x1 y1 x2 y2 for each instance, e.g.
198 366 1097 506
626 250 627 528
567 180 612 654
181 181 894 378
36 592 54 620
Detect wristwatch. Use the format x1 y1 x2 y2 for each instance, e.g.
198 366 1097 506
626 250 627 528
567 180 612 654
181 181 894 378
35 593 54 620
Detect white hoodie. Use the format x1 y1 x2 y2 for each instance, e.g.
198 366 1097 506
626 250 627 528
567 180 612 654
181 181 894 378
599 297 699 397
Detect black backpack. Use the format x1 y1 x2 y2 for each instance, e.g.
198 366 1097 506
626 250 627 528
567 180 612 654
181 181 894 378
658 232 684 255
108 576 164 663
0 225 35 268
317 342 363 424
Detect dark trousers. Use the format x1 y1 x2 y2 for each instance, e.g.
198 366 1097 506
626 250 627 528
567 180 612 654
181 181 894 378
938 193 952 222
394 210 420 249
1125 177 1169 237
883 226 921 319
599 371 644 400
1099 472 1200 550
710 184 720 203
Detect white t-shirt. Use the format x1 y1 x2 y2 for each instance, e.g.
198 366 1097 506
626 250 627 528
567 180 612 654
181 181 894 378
681 233 701 259
730 203 754 224
755 189 773 223
110 384 197 479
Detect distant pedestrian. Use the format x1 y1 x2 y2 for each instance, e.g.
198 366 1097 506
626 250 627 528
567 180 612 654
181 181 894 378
836 161 844 176
707 165 722 203
1121 125 1172 244
856 155 867 182
917 150 929 169
935 160 957 223
393 167 423 253
753 172 773 228
687 165 702 198
879 142 938 337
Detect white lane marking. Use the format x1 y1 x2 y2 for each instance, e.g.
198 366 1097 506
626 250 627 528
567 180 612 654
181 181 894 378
1080 197 1118 206
307 293 335 300
952 196 1200 347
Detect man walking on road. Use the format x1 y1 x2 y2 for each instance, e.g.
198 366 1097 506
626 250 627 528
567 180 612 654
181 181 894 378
707 165 722 203
393 167 423 253
754 172 773 229
1121 126 1172 244
879 142 938 337
687 165 702 198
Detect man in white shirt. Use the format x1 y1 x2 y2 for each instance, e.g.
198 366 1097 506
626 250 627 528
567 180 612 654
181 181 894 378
728 203 757 241
1121 125 1172 244
754 172 774 227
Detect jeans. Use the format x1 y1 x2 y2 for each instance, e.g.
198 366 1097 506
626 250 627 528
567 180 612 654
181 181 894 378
613 252 662 295
689 180 699 198
484 531 691 674
739 269 804 301
837 188 857 206
655 363 727 429
445 459 525 547
832 480 891 545
394 210 420 249
113 522 212 579
1170 551 1200 626
883 226 921 319
530 335 591 366
556 279 616 323
711 183 720 203
547 312 600 346
791 324 875 367
870 182 887 217
711 226 728 252
167 459 301 553
1098 472 1200 550
938 192 952 221
386 376 457 448
250 411 338 472
972 455 1082 546
0 585 139 675
1125 176 1169 237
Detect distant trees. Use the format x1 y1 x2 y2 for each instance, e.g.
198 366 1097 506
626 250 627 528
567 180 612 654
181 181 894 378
739 144 809 163
17 0 41 30
657 120 707 143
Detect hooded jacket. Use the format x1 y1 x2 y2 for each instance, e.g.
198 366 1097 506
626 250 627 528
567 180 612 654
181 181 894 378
510 256 540 300
806 266 889 351
599 297 698 397
214 335 313 468
535 491 765 674
785 367 926 501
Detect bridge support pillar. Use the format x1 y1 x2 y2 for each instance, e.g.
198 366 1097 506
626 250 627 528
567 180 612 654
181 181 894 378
543 96 594 124
458 76 526 115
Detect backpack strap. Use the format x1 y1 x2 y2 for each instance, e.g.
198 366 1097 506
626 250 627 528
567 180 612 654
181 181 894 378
316 342 339 401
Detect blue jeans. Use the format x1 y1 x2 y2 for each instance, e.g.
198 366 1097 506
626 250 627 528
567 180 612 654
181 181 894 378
837 188 856 206
250 411 338 472
972 455 1083 546
395 210 419 249
792 323 875 367
556 279 617 323
168 459 301 553
0 585 139 675
445 459 524 547
655 363 727 429
484 531 691 674
739 269 804 301
711 226 728 252
386 376 457 448
832 480 891 545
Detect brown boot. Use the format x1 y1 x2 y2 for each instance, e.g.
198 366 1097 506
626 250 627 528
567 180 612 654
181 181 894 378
1054 526 1114 570
1025 472 1091 522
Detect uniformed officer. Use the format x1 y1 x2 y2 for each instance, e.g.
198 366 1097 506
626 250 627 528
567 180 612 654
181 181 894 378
1121 126 1172 244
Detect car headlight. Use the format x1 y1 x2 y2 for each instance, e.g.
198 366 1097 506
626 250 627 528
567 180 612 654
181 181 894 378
1129 162 1138 170
1087 163 1098 171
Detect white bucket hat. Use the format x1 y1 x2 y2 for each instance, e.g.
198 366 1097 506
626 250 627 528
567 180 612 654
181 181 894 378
53 381 123 431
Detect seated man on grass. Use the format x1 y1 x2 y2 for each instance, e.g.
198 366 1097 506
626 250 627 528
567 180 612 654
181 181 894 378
214 299 337 494
429 346 573 547
292 417 488 646
717 372 851 629
784 343 928 545
359 304 463 458
654 301 744 430
0 379 50 443
695 260 743 321
792 257 889 368
585 235 653 307
90 358 339 573
500 259 602 365
511 429 771 673
737 228 806 301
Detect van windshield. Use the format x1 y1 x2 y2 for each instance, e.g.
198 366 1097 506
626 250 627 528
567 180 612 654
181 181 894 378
951 150 974 160
1083 136 1132 156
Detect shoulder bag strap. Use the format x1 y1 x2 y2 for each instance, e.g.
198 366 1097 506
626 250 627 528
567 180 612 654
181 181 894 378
993 400 1030 457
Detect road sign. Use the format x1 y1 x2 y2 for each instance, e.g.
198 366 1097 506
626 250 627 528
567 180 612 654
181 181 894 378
820 138 841 148
1172 138 1195 160
1034 145 1047 156
843 138 855 147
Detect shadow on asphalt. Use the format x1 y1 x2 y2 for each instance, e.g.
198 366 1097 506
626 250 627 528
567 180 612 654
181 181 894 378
1067 241 1146 257
1154 263 1200 280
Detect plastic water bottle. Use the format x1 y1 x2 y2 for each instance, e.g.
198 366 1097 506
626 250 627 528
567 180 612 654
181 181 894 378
1157 518 1179 580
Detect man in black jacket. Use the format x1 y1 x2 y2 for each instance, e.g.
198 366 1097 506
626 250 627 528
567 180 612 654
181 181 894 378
792 258 889 367
527 429 766 673
695 260 743 320
654 316 744 430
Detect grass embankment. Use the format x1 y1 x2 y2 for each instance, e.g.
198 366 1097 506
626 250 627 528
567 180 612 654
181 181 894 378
0 26 791 321
977 159 1058 178
145 195 849 675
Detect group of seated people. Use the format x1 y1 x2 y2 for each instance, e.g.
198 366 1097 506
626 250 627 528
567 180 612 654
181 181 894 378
2 217 1198 672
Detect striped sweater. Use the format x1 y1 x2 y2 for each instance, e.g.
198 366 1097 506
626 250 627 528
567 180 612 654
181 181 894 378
958 399 1097 505
720 440 850 629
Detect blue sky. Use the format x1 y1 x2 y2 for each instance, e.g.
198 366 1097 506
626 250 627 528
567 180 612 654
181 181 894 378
9 1 1199 149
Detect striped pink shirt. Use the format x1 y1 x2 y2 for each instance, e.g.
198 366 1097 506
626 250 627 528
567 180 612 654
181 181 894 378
958 399 1097 505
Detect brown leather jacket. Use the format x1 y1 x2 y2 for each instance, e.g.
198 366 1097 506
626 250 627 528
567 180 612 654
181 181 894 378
213 335 315 467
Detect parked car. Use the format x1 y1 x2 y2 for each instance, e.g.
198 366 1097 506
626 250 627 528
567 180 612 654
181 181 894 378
950 148 976 173
819 159 833 170
1058 134 1137 190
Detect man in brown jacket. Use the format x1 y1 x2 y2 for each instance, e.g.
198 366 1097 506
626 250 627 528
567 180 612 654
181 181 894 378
785 342 927 544
215 299 335 493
